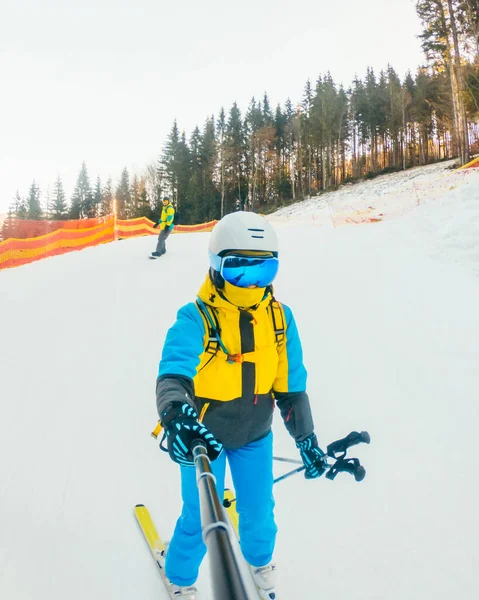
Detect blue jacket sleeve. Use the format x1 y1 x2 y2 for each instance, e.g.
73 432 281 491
273 304 308 393
158 303 205 378
156 303 205 419
273 304 314 442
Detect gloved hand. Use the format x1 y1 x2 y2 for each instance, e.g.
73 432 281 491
153 222 159 229
161 402 223 466
296 433 327 479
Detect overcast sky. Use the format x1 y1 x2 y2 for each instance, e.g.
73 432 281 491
0 0 424 213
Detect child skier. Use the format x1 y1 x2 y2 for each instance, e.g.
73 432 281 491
156 211 326 599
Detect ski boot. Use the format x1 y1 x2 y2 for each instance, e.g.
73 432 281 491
251 562 277 600
169 584 199 599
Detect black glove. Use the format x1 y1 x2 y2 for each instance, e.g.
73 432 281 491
296 433 327 479
161 402 223 466
153 222 159 229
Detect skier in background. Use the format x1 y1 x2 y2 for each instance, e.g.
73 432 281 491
155 211 327 599
151 197 175 258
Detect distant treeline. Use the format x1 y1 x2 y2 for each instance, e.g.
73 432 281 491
4 0 478 233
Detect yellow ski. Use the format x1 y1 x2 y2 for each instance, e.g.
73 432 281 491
223 488 239 536
135 504 180 597
134 503 165 564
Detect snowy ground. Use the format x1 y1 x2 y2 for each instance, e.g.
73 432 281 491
271 159 478 228
1 164 479 600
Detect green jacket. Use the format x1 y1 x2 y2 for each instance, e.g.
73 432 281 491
159 203 175 231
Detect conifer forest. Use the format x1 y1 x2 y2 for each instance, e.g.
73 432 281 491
4 1 479 229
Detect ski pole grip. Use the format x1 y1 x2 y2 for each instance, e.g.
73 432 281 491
354 465 366 482
327 430 370 457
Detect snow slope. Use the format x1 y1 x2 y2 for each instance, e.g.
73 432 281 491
1 166 479 600
271 159 478 229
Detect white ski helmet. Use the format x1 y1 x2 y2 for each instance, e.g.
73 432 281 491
209 211 279 263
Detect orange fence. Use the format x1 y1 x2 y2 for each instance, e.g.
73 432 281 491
458 156 479 170
0 216 110 240
0 216 218 271
116 217 217 238
0 217 116 270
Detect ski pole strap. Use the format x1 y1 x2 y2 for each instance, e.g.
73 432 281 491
326 457 366 482
273 430 371 485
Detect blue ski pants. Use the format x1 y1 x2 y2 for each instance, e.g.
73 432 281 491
165 432 277 587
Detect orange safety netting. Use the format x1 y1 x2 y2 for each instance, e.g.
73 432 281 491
116 217 218 238
458 156 479 170
0 216 218 271
0 217 115 270
2 216 111 240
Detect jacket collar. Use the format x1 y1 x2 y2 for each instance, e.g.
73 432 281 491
197 273 273 312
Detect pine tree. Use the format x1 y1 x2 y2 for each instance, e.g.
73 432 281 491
70 162 93 219
130 174 140 217
274 104 292 201
201 116 219 220
14 190 28 219
459 0 479 55
100 178 114 216
138 177 151 218
187 126 203 223
26 181 42 219
225 102 247 213
115 168 131 219
43 186 52 219
262 92 273 126
1 200 18 240
143 162 164 219
216 108 227 217
92 176 102 218
245 98 263 209
416 0 470 163
162 120 181 203
176 131 192 216
386 65 404 167
51 175 68 220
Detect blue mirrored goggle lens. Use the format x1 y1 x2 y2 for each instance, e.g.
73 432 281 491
220 255 279 288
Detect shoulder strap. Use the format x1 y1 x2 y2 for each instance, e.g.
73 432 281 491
195 298 221 355
196 296 285 365
269 298 286 350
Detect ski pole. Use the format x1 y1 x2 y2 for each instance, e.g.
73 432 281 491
273 456 303 465
273 430 371 485
273 465 306 484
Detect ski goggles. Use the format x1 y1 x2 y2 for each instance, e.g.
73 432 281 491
210 251 279 288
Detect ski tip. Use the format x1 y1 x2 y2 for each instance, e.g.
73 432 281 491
135 503 145 508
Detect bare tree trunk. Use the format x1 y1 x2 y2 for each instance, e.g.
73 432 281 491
352 124 357 178
220 164 225 217
446 0 470 164
308 144 311 196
